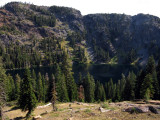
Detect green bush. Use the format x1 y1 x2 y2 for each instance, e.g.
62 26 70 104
84 109 91 113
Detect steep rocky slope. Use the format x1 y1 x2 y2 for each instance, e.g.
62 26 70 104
0 2 160 67
83 14 160 64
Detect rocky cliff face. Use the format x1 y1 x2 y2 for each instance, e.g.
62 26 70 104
0 2 160 65
83 14 160 64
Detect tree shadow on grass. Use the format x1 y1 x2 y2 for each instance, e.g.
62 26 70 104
13 116 25 120
5 106 20 112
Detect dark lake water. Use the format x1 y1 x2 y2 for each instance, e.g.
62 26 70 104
72 64 140 83
7 64 141 83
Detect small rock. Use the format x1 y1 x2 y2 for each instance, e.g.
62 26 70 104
148 106 160 114
67 117 73 120
33 115 42 120
99 107 110 113
77 102 82 105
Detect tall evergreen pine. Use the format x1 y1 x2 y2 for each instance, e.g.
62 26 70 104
15 74 21 100
42 75 46 102
115 80 121 101
31 69 37 91
7 74 15 101
37 72 44 102
55 64 69 102
140 74 154 100
157 59 160 99
51 74 57 111
84 73 95 102
18 68 37 118
120 74 126 99
0 58 8 120
123 72 136 100
61 52 77 101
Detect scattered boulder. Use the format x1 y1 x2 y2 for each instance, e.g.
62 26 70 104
99 107 110 113
148 106 160 114
77 102 82 105
124 106 149 113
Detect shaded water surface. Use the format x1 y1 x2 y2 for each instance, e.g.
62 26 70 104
7 64 140 83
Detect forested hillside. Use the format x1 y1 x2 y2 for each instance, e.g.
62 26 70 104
0 2 160 119
0 2 159 68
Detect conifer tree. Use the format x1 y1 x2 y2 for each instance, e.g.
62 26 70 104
104 82 108 99
95 81 106 101
113 84 116 100
100 84 106 101
61 52 77 101
140 74 154 100
0 58 7 120
145 55 156 75
145 56 159 99
90 75 95 102
31 69 36 91
157 59 160 99
108 78 114 99
7 74 15 101
42 75 46 102
37 72 43 102
18 68 37 118
123 77 132 100
66 73 77 101
45 73 50 101
15 74 21 100
95 81 102 101
115 80 121 101
5 75 12 101
135 70 145 99
51 74 57 111
130 71 136 99
152 71 160 100
120 74 126 96
84 73 95 102
123 72 136 100
55 64 69 102
78 72 83 85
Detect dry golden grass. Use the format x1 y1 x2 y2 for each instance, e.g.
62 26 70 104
4 102 160 120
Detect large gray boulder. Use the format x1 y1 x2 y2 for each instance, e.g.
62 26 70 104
124 106 149 113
